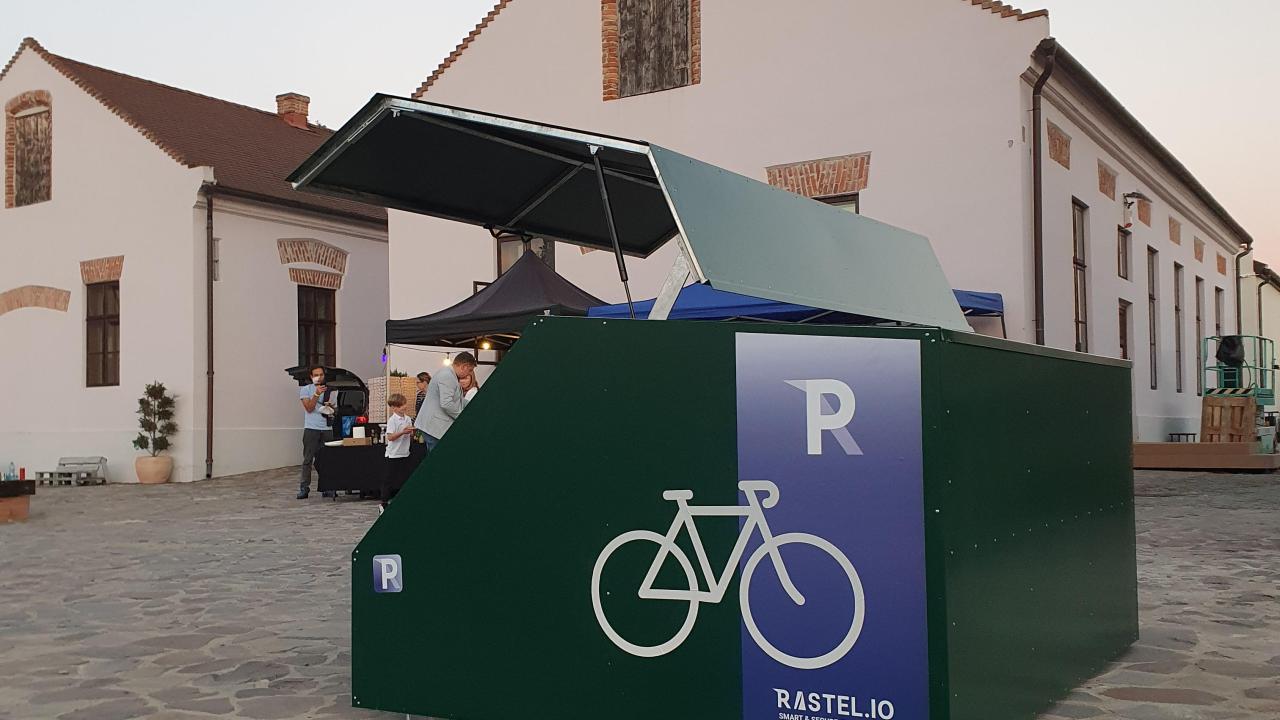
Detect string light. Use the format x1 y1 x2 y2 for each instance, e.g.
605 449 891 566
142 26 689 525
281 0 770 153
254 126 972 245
481 341 492 351
442 354 452 366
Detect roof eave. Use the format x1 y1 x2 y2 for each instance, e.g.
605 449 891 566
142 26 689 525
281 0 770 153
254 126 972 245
1036 39 1253 247
208 184 387 229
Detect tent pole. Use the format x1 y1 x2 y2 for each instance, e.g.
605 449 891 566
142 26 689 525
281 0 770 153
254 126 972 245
590 145 635 319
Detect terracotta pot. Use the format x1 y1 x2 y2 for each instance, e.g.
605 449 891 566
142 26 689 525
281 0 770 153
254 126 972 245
135 455 174 484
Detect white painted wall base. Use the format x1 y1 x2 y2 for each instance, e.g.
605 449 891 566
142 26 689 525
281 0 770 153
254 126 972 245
0 429 194 484
206 428 309 480
1136 413 1201 441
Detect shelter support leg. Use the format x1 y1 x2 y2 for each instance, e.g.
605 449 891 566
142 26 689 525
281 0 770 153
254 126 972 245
650 239 696 321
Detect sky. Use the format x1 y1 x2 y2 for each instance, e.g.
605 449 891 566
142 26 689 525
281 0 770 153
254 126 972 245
4 1 1277 259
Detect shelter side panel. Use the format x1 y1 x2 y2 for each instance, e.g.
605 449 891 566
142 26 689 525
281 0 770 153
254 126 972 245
351 317 745 718
935 338 1137 720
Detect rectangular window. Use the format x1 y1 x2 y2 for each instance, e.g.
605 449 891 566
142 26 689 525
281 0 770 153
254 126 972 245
617 0 694 98
1174 263 1184 393
13 105 52 206
1116 227 1131 279
1195 277 1205 395
818 193 861 214
298 285 336 369
496 235 555 275
1148 248 1159 390
1215 287 1225 337
86 281 120 387
1118 300 1131 360
1072 200 1089 352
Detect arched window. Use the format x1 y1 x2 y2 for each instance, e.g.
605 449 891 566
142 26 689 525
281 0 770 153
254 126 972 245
5 90 52 208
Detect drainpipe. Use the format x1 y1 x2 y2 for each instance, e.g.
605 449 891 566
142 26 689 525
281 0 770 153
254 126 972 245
1031 39 1058 346
203 185 216 480
1234 240 1252 335
1258 277 1267 338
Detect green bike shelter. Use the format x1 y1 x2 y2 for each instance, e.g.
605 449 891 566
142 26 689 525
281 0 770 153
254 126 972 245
350 319 1134 720
291 98 1137 720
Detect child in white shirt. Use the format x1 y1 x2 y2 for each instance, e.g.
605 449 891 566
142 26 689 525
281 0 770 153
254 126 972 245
381 394 415 512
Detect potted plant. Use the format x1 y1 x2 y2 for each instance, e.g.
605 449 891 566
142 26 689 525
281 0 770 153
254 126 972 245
133 381 178 484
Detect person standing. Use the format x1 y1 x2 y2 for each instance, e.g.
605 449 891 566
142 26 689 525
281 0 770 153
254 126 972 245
381 393 415 513
414 372 431 416
298 366 331 499
414 352 477 452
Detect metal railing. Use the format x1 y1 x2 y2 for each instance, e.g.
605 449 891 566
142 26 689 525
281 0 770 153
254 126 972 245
1202 335 1276 395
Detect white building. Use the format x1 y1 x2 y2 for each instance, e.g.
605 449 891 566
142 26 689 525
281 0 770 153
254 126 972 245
0 39 388 483
385 0 1255 441
1240 260 1280 408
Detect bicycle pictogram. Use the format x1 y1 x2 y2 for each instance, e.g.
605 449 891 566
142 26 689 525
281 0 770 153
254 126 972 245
591 480 865 670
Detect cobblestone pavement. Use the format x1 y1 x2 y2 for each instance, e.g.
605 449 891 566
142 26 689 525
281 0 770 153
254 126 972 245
0 468 1276 719
1042 470 1280 720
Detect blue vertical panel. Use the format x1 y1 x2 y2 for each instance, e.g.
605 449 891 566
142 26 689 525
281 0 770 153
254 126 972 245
736 333 927 720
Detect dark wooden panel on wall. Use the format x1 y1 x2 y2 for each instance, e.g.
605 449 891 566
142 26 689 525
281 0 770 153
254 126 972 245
14 109 51 205
618 0 691 98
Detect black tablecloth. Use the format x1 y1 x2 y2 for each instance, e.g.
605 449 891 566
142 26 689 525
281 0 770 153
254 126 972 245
0 480 35 498
315 443 426 493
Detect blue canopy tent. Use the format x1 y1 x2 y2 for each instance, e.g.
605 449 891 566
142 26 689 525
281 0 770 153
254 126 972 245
588 283 1006 336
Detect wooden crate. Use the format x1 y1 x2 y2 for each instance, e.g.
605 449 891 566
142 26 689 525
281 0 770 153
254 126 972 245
1200 395 1256 443
389 376 420 418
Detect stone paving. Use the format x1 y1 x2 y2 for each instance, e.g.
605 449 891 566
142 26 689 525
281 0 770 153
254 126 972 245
1041 470 1280 720
0 467 1276 719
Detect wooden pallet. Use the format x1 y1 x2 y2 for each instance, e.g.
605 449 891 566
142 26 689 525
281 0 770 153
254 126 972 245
35 473 107 486
34 456 107 486
1133 441 1280 471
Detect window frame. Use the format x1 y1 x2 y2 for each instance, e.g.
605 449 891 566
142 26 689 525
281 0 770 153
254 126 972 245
1173 263 1184 393
496 235 555 276
1116 227 1131 279
1215 287 1225 338
1147 247 1159 390
86 281 120 387
297 285 337 369
1195 277 1205 395
1118 299 1131 361
1071 199 1089 353
816 193 861 214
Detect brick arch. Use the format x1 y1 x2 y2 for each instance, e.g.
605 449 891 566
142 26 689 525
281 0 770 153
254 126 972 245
276 238 348 274
5 89 53 208
0 284 70 317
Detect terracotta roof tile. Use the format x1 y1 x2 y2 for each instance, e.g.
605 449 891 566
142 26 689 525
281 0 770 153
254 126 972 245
4 38 385 226
412 2 1045 99
963 0 1048 22
412 1 513 98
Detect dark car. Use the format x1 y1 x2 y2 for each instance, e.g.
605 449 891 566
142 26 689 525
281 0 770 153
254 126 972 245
285 365 369 437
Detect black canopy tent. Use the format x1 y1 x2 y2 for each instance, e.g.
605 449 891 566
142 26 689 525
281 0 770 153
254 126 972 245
386 250 603 350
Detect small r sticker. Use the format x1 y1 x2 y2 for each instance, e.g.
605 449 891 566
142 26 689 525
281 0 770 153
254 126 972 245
373 554 402 593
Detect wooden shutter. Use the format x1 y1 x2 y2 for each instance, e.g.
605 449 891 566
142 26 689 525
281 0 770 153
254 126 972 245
618 0 691 98
14 109 51 206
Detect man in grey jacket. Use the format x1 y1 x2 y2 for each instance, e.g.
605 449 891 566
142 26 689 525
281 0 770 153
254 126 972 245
414 352 477 452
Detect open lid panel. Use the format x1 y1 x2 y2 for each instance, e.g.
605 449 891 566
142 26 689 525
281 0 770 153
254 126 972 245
289 95 969 332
